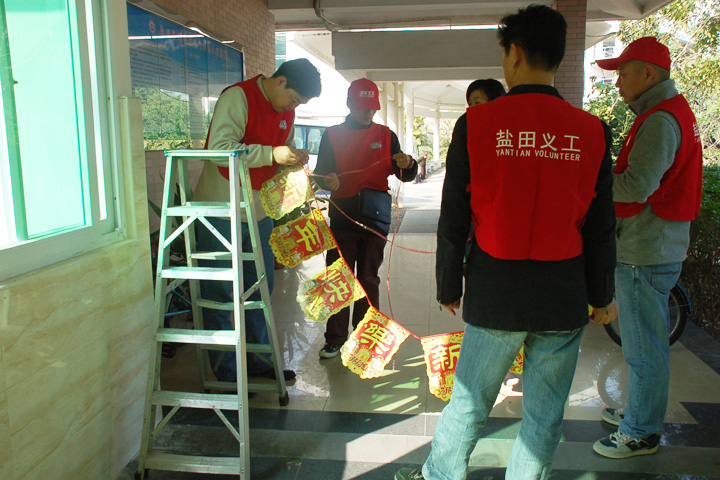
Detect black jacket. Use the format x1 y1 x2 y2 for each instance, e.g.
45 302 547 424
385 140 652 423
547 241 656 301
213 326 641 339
436 85 616 332
314 115 417 233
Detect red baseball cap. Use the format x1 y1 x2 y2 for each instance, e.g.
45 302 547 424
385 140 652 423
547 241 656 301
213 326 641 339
348 78 381 110
596 37 671 71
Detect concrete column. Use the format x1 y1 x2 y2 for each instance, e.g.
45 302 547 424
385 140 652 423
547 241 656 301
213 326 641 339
555 0 587 107
378 82 388 126
405 96 415 155
387 83 398 133
433 109 440 163
397 84 405 144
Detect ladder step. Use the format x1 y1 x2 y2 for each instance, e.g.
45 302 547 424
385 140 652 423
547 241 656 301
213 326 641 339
157 328 237 345
144 452 241 475
151 391 242 409
189 252 260 262
166 203 234 217
196 343 274 353
195 298 265 311
204 380 282 393
190 251 232 261
162 267 234 281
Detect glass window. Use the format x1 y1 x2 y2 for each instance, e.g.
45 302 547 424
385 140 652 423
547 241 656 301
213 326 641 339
293 126 306 149
307 127 325 155
0 0 120 279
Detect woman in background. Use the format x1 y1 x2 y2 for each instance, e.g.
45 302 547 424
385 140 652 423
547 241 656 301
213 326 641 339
465 78 506 106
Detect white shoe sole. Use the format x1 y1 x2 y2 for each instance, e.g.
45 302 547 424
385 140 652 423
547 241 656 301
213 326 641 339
319 349 340 359
601 409 623 426
593 442 658 459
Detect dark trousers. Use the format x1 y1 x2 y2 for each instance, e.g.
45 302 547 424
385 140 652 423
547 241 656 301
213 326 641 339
196 216 275 379
324 228 387 345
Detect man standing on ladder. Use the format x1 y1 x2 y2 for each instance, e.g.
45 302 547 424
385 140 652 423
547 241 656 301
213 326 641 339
192 58 322 383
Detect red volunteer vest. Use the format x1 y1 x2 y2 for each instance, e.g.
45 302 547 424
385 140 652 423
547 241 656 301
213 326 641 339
467 94 606 261
614 95 703 220
205 75 294 190
326 123 393 198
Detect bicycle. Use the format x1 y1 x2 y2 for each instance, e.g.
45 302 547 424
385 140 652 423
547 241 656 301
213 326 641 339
603 282 691 346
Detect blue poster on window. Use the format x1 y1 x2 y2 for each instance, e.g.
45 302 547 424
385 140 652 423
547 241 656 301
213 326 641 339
126 3 244 146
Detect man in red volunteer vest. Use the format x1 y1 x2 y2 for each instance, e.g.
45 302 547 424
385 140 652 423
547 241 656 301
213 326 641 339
593 37 703 459
314 78 417 359
396 6 618 480
192 59 321 384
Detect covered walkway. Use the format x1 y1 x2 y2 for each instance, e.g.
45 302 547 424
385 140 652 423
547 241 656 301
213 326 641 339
120 168 720 479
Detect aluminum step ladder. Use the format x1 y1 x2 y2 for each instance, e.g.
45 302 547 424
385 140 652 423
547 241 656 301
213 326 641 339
136 149 288 480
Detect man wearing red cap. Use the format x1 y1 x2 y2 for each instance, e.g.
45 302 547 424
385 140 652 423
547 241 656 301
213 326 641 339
593 37 703 459
314 78 417 359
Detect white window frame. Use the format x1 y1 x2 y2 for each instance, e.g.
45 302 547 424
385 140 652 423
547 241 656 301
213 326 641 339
0 0 126 281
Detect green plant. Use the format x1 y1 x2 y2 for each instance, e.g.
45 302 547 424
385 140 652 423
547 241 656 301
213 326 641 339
585 81 635 161
680 161 720 340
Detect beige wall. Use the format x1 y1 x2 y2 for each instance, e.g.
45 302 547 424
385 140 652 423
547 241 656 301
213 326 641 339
148 0 276 78
0 94 153 479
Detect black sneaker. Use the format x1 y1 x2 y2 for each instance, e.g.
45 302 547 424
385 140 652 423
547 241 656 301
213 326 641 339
253 368 296 382
593 431 660 459
319 343 342 359
395 468 424 480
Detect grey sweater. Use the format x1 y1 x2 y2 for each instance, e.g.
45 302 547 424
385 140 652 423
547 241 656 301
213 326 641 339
614 80 691 265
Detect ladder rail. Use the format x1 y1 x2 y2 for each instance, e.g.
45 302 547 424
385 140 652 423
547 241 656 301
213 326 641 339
138 152 181 475
138 149 290 480
228 153 251 477
241 170 288 394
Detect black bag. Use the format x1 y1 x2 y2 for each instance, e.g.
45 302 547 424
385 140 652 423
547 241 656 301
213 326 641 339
358 188 392 234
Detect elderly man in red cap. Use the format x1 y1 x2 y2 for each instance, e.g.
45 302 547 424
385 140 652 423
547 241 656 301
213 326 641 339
593 37 703 459
314 78 417 358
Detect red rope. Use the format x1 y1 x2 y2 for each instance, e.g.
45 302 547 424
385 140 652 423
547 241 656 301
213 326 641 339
301 165 432 336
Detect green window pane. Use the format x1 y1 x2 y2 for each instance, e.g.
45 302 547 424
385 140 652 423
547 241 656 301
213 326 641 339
7 0 87 238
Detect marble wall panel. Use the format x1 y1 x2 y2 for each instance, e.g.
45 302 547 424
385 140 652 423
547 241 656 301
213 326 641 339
0 348 13 479
0 96 154 479
19 405 112 480
7 333 111 478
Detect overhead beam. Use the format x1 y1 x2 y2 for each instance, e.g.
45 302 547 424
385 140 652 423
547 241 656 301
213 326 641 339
270 0 545 31
333 29 502 70
362 67 504 82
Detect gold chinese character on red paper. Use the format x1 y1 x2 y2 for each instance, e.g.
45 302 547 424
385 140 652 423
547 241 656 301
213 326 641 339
421 332 463 401
270 209 336 267
296 257 365 322
509 346 523 374
430 342 461 372
421 333 523 401
260 165 312 220
342 307 410 379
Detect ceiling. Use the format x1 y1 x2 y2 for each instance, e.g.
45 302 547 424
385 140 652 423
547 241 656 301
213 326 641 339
269 0 674 116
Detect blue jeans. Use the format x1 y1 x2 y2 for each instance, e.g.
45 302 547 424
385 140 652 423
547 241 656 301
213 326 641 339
615 262 681 438
422 324 584 480
196 216 275 379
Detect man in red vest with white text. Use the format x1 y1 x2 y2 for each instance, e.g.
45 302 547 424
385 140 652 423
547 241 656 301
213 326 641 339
396 5 618 480
314 78 417 359
593 37 703 459
193 59 322 384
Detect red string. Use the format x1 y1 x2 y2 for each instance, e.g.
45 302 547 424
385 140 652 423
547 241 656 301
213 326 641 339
300 165 429 340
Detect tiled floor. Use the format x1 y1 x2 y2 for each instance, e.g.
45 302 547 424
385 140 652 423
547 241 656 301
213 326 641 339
119 170 720 479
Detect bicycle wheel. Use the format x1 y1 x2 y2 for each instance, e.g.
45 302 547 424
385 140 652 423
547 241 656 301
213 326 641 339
603 284 690 347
